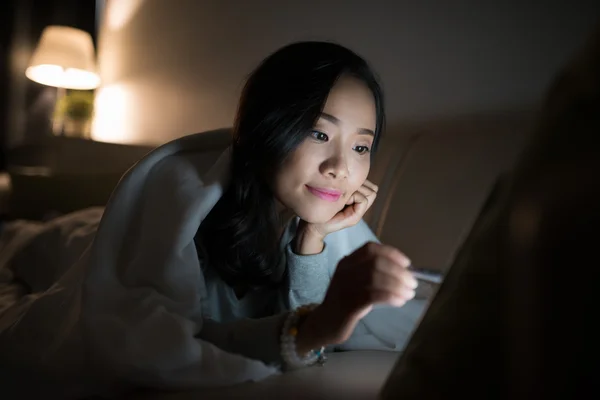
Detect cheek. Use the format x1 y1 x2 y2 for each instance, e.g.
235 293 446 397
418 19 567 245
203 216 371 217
348 161 371 191
271 163 295 201
271 153 309 197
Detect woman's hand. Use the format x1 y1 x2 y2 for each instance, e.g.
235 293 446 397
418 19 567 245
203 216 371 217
309 179 378 237
295 242 416 353
294 180 378 255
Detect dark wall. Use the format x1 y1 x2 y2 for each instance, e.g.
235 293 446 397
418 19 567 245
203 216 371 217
0 1 16 170
93 0 600 144
0 0 96 170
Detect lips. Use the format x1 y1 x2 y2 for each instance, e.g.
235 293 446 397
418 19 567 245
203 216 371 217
306 185 342 202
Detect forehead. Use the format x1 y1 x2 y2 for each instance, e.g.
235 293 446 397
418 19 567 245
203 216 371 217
321 75 377 131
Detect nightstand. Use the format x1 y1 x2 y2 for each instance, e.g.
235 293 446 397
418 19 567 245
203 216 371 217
5 136 154 220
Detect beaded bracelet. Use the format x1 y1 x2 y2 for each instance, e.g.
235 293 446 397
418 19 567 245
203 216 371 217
280 303 327 370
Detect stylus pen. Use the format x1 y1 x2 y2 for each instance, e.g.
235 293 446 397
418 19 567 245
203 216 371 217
407 266 444 284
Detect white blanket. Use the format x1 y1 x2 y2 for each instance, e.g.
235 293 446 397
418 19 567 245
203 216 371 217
0 132 425 398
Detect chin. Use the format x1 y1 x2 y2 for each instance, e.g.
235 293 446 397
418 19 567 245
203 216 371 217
295 206 339 224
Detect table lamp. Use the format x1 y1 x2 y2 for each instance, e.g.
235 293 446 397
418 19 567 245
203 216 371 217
25 25 101 136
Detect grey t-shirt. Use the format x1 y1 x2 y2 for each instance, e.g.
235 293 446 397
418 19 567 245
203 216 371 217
195 218 331 366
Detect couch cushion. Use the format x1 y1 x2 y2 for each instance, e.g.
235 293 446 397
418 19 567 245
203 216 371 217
369 112 534 272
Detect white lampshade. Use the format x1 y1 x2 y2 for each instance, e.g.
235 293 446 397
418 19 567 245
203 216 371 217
26 26 100 90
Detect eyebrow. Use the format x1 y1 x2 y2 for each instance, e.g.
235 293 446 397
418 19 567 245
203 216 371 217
319 112 375 136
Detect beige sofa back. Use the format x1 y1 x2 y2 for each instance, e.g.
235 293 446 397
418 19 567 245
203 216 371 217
366 112 533 272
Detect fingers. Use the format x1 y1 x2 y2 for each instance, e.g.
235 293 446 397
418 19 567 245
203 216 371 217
362 270 416 308
362 179 378 194
339 242 416 306
352 242 411 269
371 267 417 296
345 189 367 206
368 289 414 307
357 181 378 199
340 238 413 267
339 191 369 224
345 190 359 205
373 262 418 289
356 186 376 211
370 253 417 294
347 180 378 208
373 244 412 269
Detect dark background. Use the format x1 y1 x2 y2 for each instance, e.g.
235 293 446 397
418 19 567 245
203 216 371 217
0 0 97 171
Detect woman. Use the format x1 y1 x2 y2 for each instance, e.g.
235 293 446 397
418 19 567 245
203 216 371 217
194 41 418 363
0 41 423 397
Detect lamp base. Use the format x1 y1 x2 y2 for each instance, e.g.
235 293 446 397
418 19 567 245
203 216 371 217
51 87 93 139
52 87 67 136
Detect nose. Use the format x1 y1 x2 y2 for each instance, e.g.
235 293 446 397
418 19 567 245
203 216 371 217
321 152 349 180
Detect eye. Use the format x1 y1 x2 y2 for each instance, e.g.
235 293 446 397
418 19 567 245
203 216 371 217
354 145 370 155
311 130 329 142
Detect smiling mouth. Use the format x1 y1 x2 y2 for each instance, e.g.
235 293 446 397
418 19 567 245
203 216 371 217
306 185 342 202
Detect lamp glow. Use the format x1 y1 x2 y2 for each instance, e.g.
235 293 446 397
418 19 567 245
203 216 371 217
26 26 100 90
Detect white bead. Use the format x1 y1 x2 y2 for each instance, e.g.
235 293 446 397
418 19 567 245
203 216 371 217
280 304 323 370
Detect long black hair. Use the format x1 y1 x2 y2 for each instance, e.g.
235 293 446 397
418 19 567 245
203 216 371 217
198 41 386 287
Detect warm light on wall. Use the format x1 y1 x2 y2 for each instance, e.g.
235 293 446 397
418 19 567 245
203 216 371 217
91 85 130 143
105 0 146 31
90 0 148 144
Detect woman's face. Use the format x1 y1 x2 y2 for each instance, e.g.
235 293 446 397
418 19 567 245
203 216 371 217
272 75 377 223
